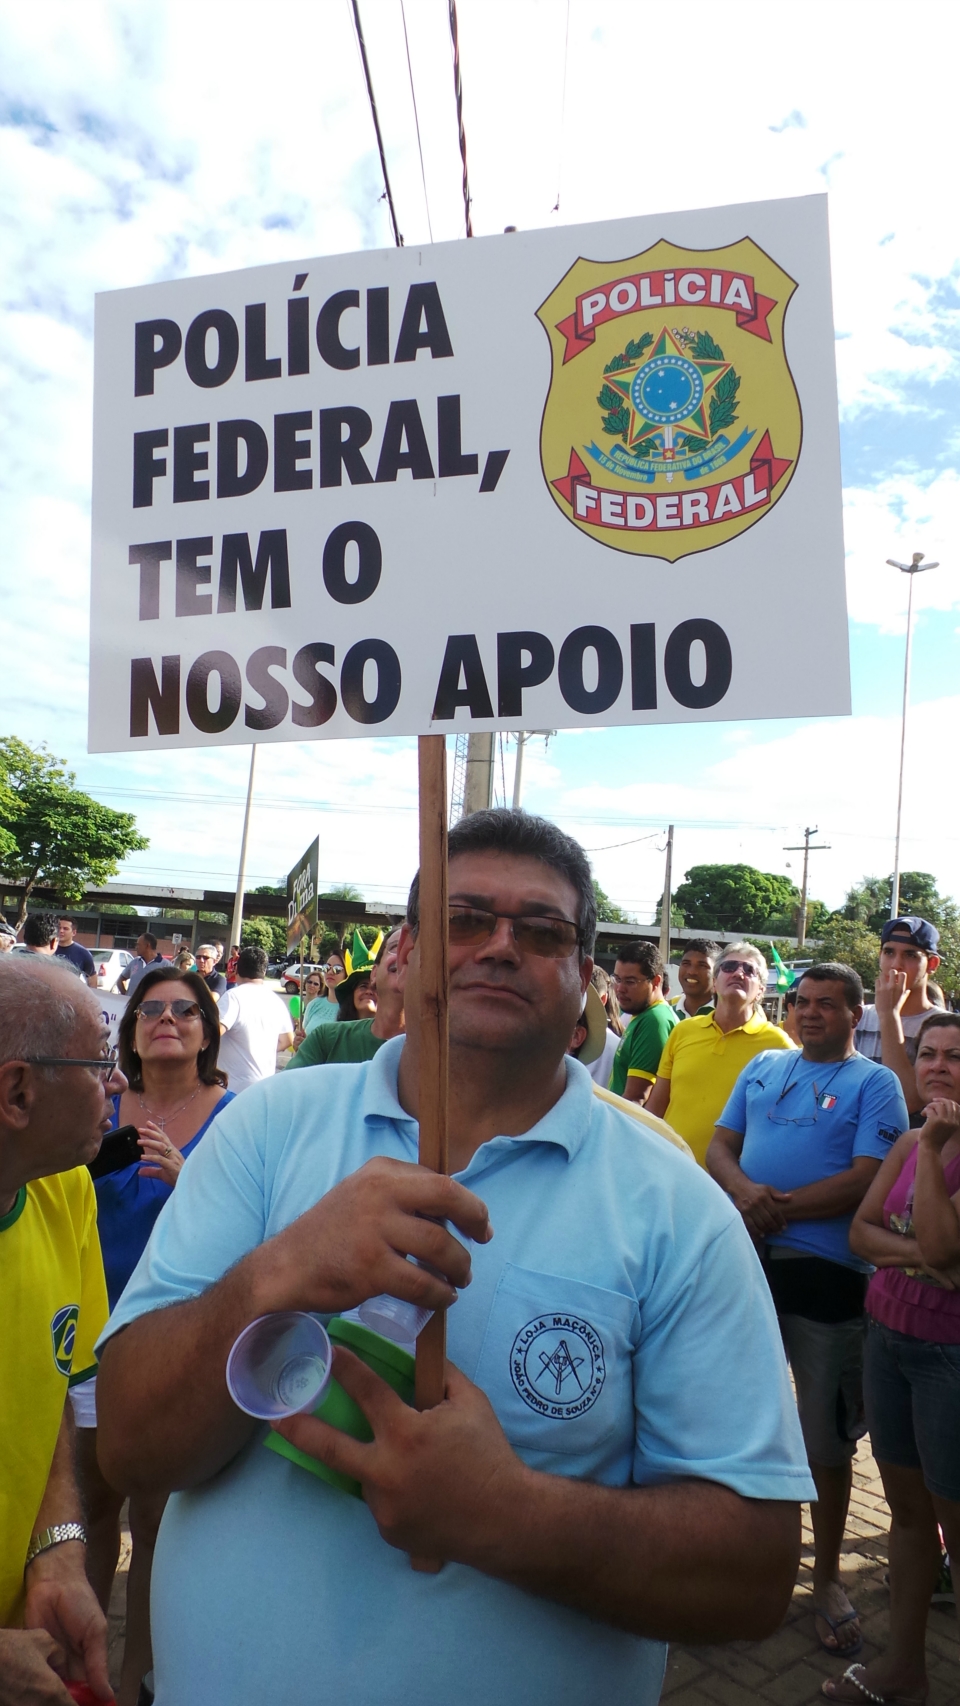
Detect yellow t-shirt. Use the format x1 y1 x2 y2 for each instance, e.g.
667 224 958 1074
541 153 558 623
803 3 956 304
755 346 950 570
656 1012 794 1166
0 1168 108 1626
591 1084 695 1161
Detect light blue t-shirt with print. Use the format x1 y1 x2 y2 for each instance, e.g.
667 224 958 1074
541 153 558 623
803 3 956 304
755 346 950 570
719 1048 907 1270
100 1039 814 1706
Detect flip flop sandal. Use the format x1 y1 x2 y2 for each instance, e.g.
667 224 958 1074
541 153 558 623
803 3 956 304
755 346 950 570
812 1604 862 1657
820 1663 927 1705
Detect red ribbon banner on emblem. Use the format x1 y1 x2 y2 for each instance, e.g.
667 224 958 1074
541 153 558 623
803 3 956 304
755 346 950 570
551 432 794 533
556 269 777 362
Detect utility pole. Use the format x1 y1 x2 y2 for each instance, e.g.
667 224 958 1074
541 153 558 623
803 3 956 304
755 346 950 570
658 825 674 965
887 551 939 920
230 746 257 953
461 732 494 816
783 826 830 950
512 733 527 809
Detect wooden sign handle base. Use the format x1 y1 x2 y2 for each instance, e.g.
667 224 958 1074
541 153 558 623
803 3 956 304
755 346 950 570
411 734 450 1575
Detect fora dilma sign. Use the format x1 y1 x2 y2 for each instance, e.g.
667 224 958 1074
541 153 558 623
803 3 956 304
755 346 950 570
88 193 848 754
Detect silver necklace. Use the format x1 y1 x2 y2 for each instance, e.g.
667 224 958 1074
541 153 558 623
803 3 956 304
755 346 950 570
137 1084 202 1132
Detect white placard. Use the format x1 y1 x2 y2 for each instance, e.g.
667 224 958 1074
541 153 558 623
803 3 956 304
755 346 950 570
89 194 847 754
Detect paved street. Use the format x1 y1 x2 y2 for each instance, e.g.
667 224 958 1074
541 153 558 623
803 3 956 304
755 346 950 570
107 1442 958 1700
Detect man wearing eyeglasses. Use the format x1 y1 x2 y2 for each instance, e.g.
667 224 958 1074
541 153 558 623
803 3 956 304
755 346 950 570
706 963 907 1660
96 809 813 1706
646 943 792 1165
0 958 124 1702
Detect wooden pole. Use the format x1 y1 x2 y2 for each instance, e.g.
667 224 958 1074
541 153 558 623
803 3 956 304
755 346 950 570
415 733 449 1404
412 733 449 1573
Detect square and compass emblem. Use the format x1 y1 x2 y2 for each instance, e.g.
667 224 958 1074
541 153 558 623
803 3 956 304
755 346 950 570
538 237 801 562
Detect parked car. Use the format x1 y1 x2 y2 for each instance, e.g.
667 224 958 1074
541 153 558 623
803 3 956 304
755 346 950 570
280 961 325 995
91 948 134 991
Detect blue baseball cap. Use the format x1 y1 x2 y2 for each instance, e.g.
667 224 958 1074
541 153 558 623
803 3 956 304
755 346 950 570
881 916 940 954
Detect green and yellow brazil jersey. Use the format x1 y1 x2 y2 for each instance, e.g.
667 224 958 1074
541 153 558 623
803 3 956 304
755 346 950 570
609 1001 678 1098
0 1169 108 1626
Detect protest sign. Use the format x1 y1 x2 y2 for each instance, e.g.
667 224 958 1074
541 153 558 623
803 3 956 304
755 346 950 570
89 193 847 755
97 990 127 1048
286 837 319 952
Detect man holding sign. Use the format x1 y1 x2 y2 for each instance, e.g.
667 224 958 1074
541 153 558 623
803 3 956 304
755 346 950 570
97 809 812 1705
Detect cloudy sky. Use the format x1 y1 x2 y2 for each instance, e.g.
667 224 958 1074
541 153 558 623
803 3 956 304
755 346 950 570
2 0 958 922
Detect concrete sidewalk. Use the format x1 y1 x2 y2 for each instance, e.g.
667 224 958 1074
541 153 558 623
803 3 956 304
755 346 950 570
107 1443 958 1699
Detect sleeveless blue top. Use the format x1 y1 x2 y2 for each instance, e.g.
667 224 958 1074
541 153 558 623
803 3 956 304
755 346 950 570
95 1091 234 1309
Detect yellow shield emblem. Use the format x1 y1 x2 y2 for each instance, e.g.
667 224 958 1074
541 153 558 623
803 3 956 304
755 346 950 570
537 237 800 563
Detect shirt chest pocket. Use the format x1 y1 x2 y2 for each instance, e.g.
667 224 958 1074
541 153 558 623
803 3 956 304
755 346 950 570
472 1262 638 1468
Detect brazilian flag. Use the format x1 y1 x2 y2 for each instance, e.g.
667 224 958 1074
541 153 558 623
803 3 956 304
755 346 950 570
769 942 795 991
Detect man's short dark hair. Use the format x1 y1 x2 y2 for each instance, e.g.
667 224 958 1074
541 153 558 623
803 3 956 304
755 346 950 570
139 931 159 951
23 911 59 948
406 808 597 957
237 945 268 979
615 940 663 980
680 938 719 960
797 962 863 1010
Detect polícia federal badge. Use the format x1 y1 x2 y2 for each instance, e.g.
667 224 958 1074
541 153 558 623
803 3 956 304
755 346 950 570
538 237 800 562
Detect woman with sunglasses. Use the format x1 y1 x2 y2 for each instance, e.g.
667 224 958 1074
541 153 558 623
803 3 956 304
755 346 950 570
292 968 325 1050
74 964 234 1706
823 1011 960 1706
302 945 348 1035
646 942 792 1165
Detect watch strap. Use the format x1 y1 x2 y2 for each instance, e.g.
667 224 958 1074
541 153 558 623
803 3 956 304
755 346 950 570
25 1522 87 1567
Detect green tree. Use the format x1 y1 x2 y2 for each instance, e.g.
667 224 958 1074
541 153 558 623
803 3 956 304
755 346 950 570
653 896 686 928
807 918 883 990
673 864 801 934
835 872 960 998
593 880 635 924
240 917 277 956
0 736 148 924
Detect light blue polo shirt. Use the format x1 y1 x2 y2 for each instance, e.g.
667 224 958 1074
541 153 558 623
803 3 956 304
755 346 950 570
100 1038 813 1706
719 1049 907 1270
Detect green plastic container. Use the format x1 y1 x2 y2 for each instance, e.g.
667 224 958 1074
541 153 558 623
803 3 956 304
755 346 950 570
264 1316 415 1498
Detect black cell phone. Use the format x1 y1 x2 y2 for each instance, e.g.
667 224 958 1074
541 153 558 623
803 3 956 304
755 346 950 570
88 1125 143 1180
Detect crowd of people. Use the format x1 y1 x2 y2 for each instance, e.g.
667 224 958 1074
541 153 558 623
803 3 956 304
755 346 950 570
1 813 958 1706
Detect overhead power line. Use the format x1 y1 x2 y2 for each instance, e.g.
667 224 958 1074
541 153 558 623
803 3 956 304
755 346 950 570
552 0 571 214
447 0 473 236
400 0 433 242
350 0 403 247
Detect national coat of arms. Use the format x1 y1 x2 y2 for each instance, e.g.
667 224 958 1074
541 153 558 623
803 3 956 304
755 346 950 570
537 237 801 562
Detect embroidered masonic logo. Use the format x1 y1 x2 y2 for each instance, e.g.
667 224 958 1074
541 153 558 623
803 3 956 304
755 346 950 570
511 1313 606 1418
537 236 801 562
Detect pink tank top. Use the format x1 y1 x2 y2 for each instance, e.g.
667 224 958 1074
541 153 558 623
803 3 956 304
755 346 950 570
866 1142 960 1344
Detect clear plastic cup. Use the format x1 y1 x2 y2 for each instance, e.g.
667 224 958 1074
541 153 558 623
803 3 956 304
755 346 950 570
356 1294 433 1346
226 1312 332 1420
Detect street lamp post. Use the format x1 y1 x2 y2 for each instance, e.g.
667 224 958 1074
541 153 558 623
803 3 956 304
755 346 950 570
886 552 939 921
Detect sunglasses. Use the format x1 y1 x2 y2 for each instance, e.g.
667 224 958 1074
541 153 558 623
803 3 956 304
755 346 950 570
448 904 580 959
27 1046 120 1076
716 959 763 980
136 999 203 1020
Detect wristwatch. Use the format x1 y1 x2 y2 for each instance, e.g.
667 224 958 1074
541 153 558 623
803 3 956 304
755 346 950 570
25 1522 87 1567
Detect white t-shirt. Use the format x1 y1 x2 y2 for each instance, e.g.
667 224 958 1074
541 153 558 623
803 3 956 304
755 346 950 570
217 983 294 1094
854 1004 938 1066
584 1028 619 1087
